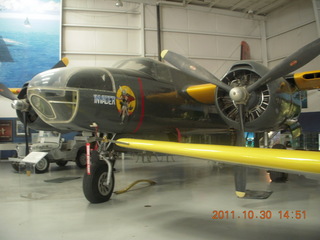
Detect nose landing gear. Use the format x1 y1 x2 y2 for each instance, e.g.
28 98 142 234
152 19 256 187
83 155 115 203
82 134 117 203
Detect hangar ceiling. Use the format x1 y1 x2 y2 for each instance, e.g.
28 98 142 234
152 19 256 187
132 0 292 16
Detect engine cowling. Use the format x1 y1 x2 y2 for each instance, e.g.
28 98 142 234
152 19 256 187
216 61 301 132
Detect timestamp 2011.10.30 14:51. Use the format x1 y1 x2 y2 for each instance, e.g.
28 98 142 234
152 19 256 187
211 210 307 220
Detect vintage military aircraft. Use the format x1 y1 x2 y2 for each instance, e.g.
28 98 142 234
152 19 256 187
1 38 320 203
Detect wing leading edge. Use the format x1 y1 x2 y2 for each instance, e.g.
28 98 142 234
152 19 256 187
116 138 320 174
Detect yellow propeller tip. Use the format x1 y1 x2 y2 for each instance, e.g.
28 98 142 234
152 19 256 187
236 191 246 198
62 57 69 66
9 88 21 94
161 50 168 59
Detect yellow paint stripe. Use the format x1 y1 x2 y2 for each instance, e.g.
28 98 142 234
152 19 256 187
186 83 216 104
116 138 320 174
294 71 320 90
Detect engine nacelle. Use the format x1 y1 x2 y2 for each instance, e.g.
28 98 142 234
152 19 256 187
216 61 301 132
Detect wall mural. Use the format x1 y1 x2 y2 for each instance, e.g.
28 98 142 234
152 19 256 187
0 0 61 88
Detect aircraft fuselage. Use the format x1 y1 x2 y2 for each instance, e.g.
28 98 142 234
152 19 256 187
26 58 227 135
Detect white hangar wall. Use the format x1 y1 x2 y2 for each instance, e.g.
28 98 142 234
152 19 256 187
0 96 16 118
144 4 263 78
62 0 264 78
62 0 320 79
62 0 143 67
266 0 319 70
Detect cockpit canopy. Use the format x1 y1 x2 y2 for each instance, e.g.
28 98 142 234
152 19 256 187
29 67 115 92
67 68 114 91
114 58 173 82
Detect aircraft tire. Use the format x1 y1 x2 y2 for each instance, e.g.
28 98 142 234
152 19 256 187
83 163 114 203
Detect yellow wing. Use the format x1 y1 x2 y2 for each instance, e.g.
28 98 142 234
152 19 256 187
116 138 320 174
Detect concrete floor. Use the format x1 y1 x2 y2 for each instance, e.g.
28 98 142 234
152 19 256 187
0 154 320 240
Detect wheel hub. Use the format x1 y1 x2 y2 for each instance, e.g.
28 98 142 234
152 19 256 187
36 158 48 171
98 172 111 196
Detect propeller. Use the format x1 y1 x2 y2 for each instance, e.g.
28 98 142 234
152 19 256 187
0 83 17 100
0 83 30 155
0 57 70 156
51 57 69 69
22 111 29 155
162 38 320 198
247 38 320 93
161 50 232 92
233 45 251 198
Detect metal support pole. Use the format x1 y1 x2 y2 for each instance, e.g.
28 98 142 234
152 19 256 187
264 132 269 148
156 3 162 61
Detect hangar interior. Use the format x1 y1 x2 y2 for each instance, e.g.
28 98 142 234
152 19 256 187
1 0 320 239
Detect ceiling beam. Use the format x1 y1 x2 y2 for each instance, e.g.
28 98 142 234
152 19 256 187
255 0 290 15
230 0 248 11
208 0 222 8
121 0 265 19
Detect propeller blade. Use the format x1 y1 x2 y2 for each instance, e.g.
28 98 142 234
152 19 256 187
237 104 245 141
23 111 29 156
234 166 247 197
234 104 247 197
51 57 69 69
0 83 17 100
247 38 320 93
233 105 272 199
161 50 232 92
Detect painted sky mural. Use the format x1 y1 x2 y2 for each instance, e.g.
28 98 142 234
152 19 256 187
0 0 61 87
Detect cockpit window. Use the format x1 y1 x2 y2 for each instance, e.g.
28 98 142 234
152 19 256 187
67 69 114 91
114 59 155 77
114 58 172 82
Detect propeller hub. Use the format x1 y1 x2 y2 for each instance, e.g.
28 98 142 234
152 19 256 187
229 87 249 104
11 99 29 112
